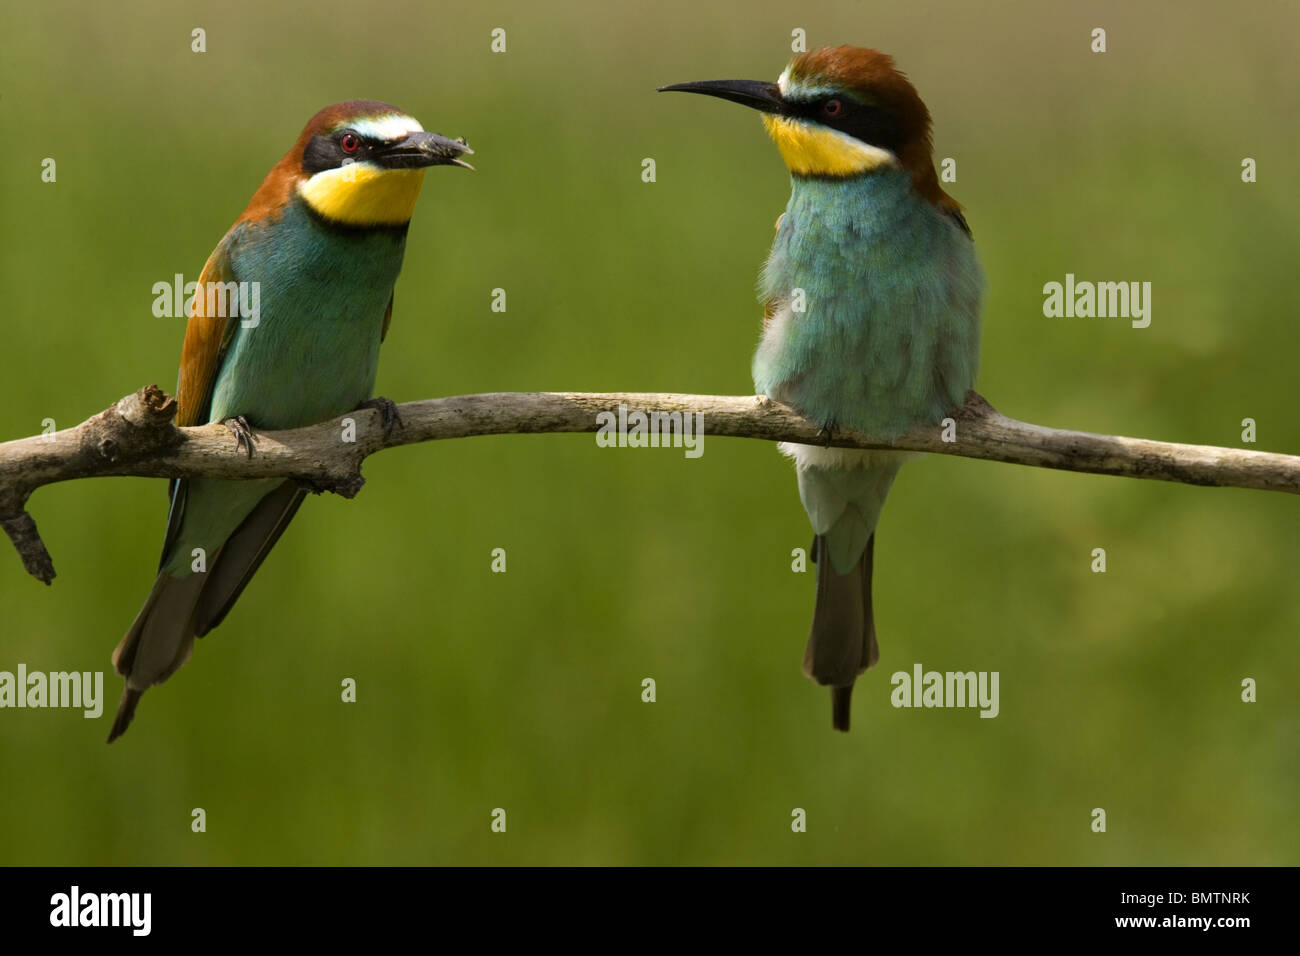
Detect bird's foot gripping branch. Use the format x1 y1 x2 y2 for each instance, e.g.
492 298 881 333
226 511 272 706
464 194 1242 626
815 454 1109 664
3 385 1300 586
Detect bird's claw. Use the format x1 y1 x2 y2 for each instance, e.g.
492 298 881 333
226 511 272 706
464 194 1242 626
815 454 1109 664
818 423 836 448
357 397 403 439
224 416 256 458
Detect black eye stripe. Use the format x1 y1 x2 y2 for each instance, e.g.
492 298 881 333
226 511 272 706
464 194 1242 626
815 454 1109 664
793 98 904 155
301 132 373 174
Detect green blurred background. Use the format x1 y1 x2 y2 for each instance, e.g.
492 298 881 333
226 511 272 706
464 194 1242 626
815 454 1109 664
1 0 1296 865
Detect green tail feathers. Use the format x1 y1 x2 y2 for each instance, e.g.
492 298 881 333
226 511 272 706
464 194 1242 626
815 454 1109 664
796 458 900 731
806 533 878 732
108 480 305 742
109 572 205 741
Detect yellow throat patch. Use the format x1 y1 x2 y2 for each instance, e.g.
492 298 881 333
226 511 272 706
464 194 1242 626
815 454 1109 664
761 115 895 177
297 164 427 226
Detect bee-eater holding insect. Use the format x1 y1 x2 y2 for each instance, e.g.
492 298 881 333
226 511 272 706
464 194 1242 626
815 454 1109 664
108 100 472 741
661 48 983 731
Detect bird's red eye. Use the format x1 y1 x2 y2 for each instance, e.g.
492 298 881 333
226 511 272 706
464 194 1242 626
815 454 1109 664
823 99 843 117
340 133 360 153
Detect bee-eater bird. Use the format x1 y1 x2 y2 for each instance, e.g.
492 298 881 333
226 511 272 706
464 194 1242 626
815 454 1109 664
661 47 983 731
108 100 472 741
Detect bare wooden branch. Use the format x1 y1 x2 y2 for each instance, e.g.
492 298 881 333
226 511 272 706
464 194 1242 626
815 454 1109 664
2 386 1296 584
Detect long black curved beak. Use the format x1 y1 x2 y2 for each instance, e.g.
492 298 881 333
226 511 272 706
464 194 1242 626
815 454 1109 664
657 79 787 115
378 131 475 170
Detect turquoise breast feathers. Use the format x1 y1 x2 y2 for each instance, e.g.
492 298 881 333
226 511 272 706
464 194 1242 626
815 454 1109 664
754 167 984 437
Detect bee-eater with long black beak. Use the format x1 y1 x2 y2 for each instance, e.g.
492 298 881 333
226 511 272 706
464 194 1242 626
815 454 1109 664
108 100 472 741
662 48 983 731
